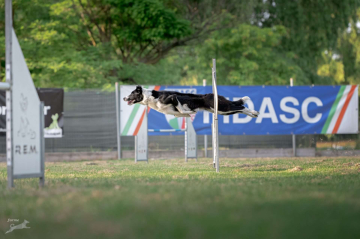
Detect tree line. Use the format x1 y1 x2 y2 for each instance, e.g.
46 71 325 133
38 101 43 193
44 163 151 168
0 0 359 88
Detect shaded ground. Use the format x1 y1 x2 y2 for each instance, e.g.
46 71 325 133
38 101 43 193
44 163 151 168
1 157 360 239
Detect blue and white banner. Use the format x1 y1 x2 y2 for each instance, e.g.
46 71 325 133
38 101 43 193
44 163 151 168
121 85 358 136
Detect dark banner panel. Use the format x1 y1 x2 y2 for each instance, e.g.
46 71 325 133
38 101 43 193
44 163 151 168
37 88 64 138
0 88 64 138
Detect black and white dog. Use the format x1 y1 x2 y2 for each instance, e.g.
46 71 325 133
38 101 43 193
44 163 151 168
123 86 259 118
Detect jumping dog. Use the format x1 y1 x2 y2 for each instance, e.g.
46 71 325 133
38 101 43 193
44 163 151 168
123 86 259 118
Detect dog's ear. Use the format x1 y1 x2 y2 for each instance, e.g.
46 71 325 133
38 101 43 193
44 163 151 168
136 85 142 92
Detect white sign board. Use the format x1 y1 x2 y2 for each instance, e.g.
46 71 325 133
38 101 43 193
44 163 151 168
186 117 197 159
136 109 148 162
12 29 42 176
120 85 156 136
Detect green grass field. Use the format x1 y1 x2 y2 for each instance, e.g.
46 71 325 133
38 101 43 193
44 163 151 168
1 157 360 239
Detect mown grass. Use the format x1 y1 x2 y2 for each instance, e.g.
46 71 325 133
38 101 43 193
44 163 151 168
0 157 360 239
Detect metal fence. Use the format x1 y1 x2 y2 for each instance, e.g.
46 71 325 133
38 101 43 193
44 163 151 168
0 89 358 154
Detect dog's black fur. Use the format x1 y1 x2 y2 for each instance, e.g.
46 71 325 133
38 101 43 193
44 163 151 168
123 86 259 118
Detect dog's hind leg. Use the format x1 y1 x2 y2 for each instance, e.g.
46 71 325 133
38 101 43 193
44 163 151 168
242 107 259 118
218 103 259 117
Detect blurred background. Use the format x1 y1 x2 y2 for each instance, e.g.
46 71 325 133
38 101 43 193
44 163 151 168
1 0 360 156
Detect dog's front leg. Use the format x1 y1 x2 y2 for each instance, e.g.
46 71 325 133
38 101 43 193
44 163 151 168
175 107 194 114
175 99 196 114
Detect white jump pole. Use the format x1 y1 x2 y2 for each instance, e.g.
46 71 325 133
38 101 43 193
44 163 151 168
185 118 188 162
203 79 208 158
212 59 219 172
148 129 186 132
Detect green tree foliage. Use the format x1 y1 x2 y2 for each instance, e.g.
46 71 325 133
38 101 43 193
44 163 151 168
1 0 194 88
316 9 360 86
0 0 359 88
337 9 360 85
317 51 345 84
181 24 309 85
254 0 359 84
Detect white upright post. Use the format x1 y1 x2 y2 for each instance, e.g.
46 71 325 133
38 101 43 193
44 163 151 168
135 106 148 163
185 117 197 162
203 79 208 158
5 0 13 188
185 118 188 162
115 83 121 159
290 78 296 157
146 108 148 162
39 102 45 187
212 89 215 167
135 135 137 163
212 59 219 173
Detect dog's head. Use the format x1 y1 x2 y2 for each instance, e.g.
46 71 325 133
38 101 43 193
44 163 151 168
123 85 144 105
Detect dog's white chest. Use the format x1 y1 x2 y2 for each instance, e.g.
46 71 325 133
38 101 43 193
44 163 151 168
145 97 161 111
145 97 179 115
153 101 174 113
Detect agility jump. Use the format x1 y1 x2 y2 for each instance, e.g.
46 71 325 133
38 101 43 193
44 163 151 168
134 108 197 163
122 59 259 172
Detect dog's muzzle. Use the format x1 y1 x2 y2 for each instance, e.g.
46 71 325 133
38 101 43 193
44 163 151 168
123 97 135 105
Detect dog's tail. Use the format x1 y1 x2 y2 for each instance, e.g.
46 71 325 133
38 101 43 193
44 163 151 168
235 96 250 105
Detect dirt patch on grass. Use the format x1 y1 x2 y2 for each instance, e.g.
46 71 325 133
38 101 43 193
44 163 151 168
289 166 303 172
172 174 189 179
97 169 116 174
83 160 108 166
305 167 317 172
266 165 279 168
222 164 262 168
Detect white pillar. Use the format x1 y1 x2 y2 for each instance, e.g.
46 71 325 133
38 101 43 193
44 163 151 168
203 79 208 158
115 83 121 159
5 0 14 188
212 59 219 173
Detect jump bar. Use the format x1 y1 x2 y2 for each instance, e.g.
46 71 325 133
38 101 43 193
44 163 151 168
148 129 186 132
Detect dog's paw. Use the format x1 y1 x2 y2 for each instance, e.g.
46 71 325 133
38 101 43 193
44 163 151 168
242 96 250 103
251 111 260 117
